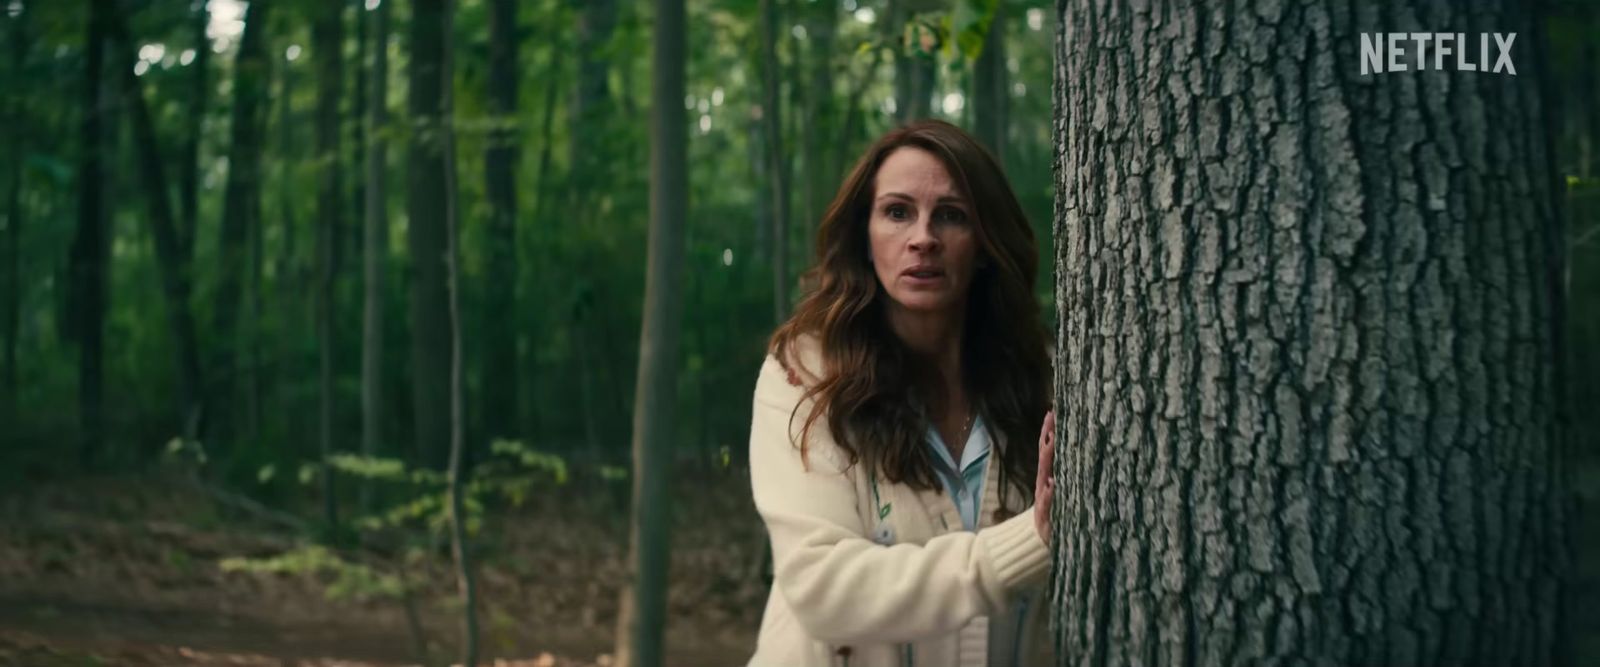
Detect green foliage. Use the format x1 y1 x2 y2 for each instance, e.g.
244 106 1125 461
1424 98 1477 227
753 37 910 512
220 545 407 601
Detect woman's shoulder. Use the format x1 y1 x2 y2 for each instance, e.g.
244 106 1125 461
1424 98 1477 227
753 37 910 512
755 333 826 406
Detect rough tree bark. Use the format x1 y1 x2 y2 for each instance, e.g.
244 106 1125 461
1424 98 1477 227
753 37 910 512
70 0 111 468
362 0 391 512
612 0 686 663
483 0 520 443
213 0 271 442
409 0 451 469
313 0 343 527
1050 2 1570 666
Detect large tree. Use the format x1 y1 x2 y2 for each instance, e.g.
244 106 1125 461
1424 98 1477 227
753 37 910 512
1049 2 1570 665
613 0 686 663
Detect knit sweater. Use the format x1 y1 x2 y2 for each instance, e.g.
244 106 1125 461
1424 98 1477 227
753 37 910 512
747 338 1054 666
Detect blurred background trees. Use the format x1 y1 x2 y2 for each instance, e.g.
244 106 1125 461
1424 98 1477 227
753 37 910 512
0 0 1063 489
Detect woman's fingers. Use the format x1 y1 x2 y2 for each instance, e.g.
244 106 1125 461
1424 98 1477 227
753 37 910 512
1035 410 1056 542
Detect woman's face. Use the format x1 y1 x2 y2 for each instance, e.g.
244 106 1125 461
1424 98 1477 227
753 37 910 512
867 146 981 318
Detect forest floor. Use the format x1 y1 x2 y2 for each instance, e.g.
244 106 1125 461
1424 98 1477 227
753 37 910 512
0 464 768 666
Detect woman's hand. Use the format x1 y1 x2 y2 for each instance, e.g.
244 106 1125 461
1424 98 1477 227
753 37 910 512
1034 410 1056 544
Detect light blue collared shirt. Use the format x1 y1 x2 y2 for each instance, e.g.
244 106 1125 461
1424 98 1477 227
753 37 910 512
926 414 990 531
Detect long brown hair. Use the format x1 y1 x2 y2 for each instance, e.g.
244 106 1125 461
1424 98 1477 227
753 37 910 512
769 120 1050 512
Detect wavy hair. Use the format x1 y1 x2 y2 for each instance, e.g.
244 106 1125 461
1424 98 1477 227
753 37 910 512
769 120 1050 516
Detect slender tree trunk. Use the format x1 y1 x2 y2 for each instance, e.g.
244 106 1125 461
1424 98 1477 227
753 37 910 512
613 0 686 663
277 59 297 291
800 0 836 240
105 2 206 441
4 7 27 404
525 34 561 439
483 0 520 442
362 0 391 513
213 0 271 443
179 0 208 262
568 0 616 205
972 3 1006 164
71 0 111 469
759 0 790 324
409 0 451 469
438 1 478 663
1050 2 1570 665
313 0 344 527
350 0 368 267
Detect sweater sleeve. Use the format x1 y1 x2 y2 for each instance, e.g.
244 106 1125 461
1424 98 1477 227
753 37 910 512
748 352 1051 645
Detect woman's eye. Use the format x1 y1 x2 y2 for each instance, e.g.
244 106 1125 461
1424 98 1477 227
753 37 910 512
937 207 968 223
886 204 910 220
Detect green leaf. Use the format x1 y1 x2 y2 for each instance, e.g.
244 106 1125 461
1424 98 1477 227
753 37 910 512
879 503 892 520
951 0 999 60
257 464 276 484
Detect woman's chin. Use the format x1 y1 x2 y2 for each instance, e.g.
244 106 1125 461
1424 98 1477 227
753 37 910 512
888 293 959 314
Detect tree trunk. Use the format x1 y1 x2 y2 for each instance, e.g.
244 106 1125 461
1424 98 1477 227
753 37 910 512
525 30 561 439
409 0 451 469
362 0 391 513
759 0 790 324
799 0 837 237
71 0 111 468
350 0 368 269
179 0 208 262
313 0 344 528
437 2 478 664
1049 2 1570 666
277 54 297 292
4 7 27 404
569 0 616 205
213 0 271 443
106 1 205 441
972 2 1006 164
892 6 936 124
612 0 685 663
483 0 520 442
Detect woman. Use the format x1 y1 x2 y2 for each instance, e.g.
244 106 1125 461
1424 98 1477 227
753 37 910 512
748 119 1057 666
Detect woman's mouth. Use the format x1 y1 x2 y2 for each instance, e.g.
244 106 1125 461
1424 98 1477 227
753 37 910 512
902 266 945 283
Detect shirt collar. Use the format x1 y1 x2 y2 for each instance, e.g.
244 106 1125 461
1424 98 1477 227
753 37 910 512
926 413 991 474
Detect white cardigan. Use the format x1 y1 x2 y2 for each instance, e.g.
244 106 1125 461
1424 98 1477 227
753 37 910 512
747 339 1054 666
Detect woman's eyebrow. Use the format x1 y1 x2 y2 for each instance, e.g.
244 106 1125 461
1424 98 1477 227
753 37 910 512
874 191 967 204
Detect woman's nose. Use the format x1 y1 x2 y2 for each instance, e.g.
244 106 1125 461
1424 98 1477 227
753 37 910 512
907 217 940 252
